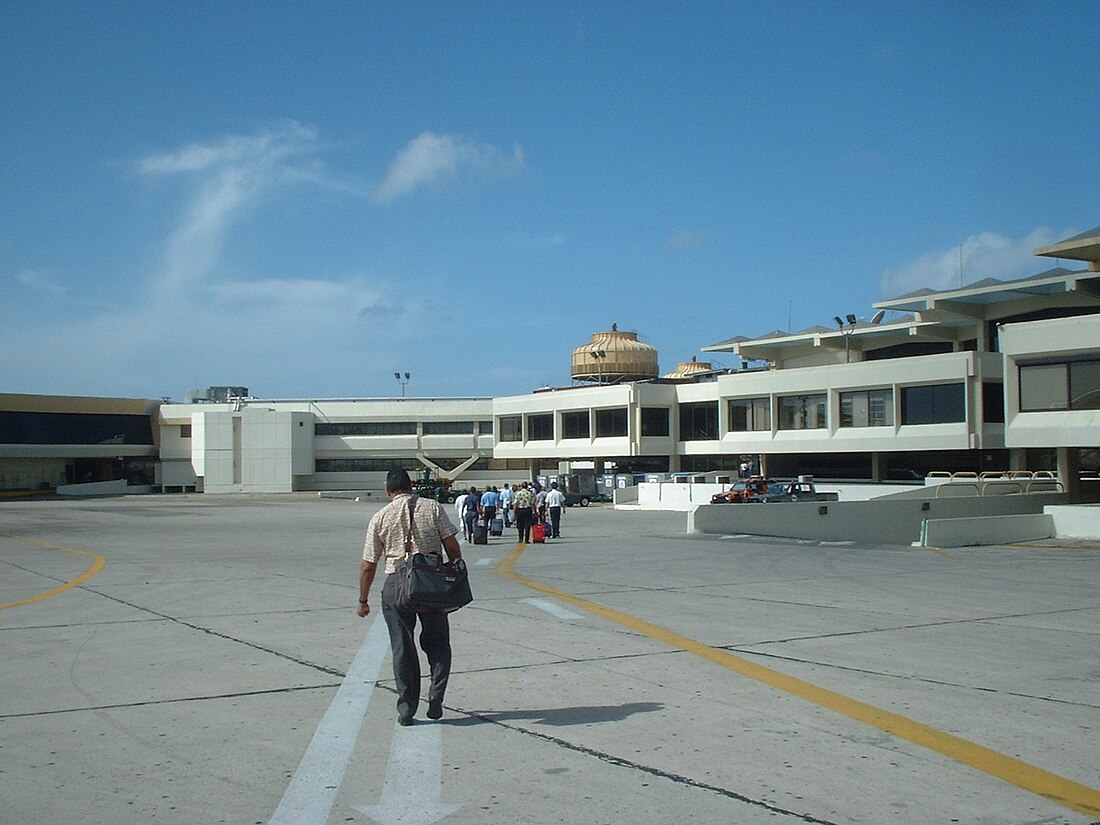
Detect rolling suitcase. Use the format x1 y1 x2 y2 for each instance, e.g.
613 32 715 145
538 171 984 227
490 517 503 536
532 523 546 543
473 522 488 545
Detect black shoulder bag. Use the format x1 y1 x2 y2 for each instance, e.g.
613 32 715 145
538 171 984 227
397 498 473 613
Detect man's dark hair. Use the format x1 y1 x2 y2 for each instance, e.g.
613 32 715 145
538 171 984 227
385 468 413 494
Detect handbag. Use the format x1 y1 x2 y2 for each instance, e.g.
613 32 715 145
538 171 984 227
397 499 473 613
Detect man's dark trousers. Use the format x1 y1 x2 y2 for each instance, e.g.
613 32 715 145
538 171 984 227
548 505 562 538
381 574 451 720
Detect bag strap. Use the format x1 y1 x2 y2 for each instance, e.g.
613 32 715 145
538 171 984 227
403 497 417 560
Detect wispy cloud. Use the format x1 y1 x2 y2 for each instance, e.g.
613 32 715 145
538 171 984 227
879 227 1075 297
664 230 709 251
138 122 357 294
15 268 68 295
375 131 524 203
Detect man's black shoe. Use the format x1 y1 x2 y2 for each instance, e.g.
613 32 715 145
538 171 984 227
427 700 443 720
398 715 414 726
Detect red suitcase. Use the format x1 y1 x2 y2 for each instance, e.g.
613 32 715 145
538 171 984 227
532 523 546 543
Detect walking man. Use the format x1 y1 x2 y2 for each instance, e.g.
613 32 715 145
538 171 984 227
545 481 566 539
513 482 535 543
357 468 463 725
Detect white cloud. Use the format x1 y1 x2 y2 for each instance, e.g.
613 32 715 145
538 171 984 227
375 131 524 203
15 268 68 295
879 227 1075 298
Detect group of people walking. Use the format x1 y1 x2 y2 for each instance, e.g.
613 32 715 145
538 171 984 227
454 481 566 543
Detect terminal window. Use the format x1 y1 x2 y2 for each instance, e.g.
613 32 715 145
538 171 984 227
900 383 964 424
729 397 770 431
678 402 718 440
839 389 892 427
640 406 670 437
561 410 590 439
595 407 628 438
315 422 417 436
499 416 522 442
1019 359 1100 411
778 394 827 430
527 413 554 441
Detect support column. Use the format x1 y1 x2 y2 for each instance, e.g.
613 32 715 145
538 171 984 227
1057 446 1081 503
870 452 887 483
758 453 769 477
1009 448 1027 472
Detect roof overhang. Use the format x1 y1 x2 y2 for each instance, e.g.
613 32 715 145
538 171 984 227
873 268 1100 317
1034 227 1100 264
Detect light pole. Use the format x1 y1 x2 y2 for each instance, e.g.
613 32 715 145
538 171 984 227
590 349 607 384
394 372 410 397
833 314 857 363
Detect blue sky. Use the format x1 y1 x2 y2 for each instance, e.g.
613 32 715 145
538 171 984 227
2 2 1097 400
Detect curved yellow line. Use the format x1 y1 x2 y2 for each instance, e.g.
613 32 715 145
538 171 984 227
0 534 106 611
496 542 1100 817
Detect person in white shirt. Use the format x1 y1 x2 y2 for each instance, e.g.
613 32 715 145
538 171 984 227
453 491 469 541
545 481 567 539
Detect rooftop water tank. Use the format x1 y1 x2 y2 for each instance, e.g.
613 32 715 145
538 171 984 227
663 356 713 380
571 324 659 384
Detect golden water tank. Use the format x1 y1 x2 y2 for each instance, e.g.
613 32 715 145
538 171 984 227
571 324 659 384
663 356 712 380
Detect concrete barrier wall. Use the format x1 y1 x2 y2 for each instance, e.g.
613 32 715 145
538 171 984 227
1045 504 1100 538
635 481 912 511
688 494 1068 546
921 514 1054 547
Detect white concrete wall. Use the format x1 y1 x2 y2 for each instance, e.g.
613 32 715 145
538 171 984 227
1045 504 1100 538
688 493 1067 545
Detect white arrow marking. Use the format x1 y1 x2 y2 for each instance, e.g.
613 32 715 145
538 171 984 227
357 721 462 825
525 597 583 620
268 617 389 825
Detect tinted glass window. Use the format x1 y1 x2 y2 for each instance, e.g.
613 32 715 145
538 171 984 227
1070 361 1100 409
678 402 718 440
527 413 554 441
561 410 590 439
1019 365 1067 412
640 407 669 437
595 407 628 437
901 384 965 424
0 411 154 445
778 394 827 429
499 416 522 442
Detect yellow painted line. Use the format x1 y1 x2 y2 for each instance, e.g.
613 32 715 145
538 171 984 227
0 534 106 611
496 542 1100 817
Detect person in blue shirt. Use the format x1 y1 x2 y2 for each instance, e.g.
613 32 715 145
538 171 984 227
479 486 500 526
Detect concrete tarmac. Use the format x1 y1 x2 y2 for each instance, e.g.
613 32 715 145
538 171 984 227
1 494 1098 825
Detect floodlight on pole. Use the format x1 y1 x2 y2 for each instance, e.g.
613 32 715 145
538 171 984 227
590 349 607 384
394 372 411 397
835 314 857 363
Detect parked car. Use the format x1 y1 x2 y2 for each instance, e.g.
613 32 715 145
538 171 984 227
710 477 776 504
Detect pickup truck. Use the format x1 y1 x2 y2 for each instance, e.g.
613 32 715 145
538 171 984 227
758 481 839 503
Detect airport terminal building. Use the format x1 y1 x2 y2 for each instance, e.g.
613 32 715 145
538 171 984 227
4 227 1100 499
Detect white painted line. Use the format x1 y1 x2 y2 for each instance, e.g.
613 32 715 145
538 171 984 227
268 616 389 825
474 557 495 566
525 597 584 620
357 721 461 825
819 540 855 546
